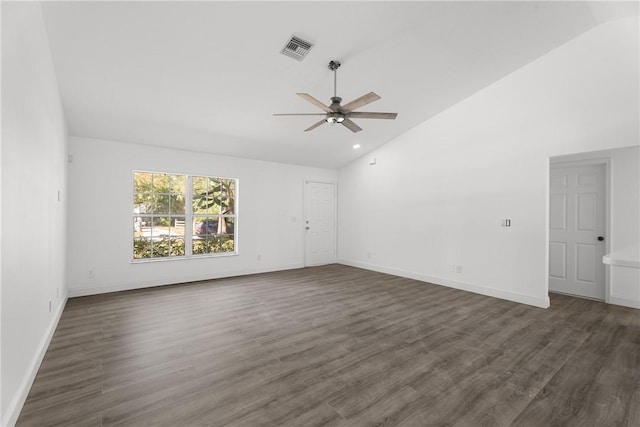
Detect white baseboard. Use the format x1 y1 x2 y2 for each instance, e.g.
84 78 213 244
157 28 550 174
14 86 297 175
338 259 550 309
2 292 69 427
68 263 304 297
609 295 640 309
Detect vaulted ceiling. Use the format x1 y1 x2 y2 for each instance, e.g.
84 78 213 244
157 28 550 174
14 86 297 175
41 1 639 168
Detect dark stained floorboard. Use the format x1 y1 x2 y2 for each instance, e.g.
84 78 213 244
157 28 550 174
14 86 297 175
16 264 640 426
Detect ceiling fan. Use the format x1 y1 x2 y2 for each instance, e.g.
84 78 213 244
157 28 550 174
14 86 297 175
274 60 398 133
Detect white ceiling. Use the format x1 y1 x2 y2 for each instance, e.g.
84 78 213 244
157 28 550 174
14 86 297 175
41 1 639 169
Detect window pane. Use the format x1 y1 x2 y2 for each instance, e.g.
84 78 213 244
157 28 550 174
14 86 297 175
133 217 152 259
222 179 235 215
193 190 214 214
192 238 208 255
193 216 218 238
193 216 217 255
154 194 171 214
216 217 235 254
134 193 153 214
192 215 207 255
212 217 233 237
218 235 234 253
152 174 168 191
172 217 186 234
151 216 172 258
169 237 185 257
153 237 170 258
222 217 235 237
192 176 207 195
169 174 185 194
152 216 171 236
209 177 222 214
192 177 213 214
169 219 185 256
208 177 220 191
169 175 186 214
191 216 235 255
170 193 186 215
134 172 152 193
133 237 152 259
139 215 152 229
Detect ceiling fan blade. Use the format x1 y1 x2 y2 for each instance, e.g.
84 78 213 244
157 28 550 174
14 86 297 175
348 112 398 120
297 93 332 112
341 118 362 133
341 92 381 112
304 119 327 132
273 113 327 116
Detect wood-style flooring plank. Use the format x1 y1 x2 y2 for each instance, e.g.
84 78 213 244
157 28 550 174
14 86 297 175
16 264 640 426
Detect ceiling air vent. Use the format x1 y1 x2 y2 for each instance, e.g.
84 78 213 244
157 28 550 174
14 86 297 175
281 35 313 61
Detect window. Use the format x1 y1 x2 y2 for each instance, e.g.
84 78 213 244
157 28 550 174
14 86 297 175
133 171 237 260
192 176 236 255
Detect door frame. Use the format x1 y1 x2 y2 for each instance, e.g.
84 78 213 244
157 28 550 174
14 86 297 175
548 156 611 303
303 180 337 267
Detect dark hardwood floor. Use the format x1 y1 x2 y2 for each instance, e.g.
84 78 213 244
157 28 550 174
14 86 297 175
16 265 640 426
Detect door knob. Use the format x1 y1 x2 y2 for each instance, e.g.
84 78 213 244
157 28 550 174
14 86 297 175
597 236 604 241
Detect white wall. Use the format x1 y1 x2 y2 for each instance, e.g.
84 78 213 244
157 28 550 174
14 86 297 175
1 3 69 426
0 3 3 419
608 148 640 254
66 137 336 296
338 17 639 308
608 146 640 307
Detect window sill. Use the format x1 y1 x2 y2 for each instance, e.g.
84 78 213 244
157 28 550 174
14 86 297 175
131 252 238 264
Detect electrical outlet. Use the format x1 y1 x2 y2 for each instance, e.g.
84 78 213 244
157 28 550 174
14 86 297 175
366 252 371 260
88 270 95 279
456 265 463 274
257 254 262 261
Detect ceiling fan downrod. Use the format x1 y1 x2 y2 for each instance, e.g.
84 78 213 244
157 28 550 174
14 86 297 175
328 60 341 99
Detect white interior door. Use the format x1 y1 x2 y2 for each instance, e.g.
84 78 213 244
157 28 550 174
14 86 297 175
549 163 606 300
304 181 336 266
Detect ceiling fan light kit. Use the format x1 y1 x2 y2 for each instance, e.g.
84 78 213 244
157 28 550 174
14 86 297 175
326 113 345 124
274 60 398 133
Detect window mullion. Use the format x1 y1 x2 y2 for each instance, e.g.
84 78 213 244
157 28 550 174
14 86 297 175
185 175 193 256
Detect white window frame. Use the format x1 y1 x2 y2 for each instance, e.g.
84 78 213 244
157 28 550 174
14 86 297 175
132 170 238 262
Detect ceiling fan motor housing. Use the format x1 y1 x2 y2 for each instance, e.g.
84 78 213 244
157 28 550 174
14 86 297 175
327 95 345 123
329 97 342 111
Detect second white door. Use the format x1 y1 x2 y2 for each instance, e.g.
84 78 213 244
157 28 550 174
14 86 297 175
304 181 336 266
549 163 606 300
